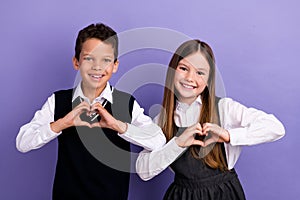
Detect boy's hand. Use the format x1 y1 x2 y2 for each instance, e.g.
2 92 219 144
50 101 92 133
90 102 128 133
201 123 230 146
175 123 206 147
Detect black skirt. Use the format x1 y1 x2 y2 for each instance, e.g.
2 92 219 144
163 127 246 200
163 169 245 200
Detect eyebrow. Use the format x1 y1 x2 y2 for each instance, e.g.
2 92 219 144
195 67 209 72
178 61 209 72
82 53 92 56
81 52 113 58
102 54 114 58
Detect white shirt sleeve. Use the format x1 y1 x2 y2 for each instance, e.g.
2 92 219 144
16 94 166 153
219 98 286 169
136 137 186 181
16 94 61 153
118 100 166 151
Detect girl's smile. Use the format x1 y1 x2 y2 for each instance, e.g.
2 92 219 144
180 82 197 89
174 51 210 105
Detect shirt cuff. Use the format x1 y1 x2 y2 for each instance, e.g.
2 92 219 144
118 123 165 150
228 128 248 146
169 137 187 150
136 137 187 180
162 137 187 162
119 123 155 139
44 123 62 139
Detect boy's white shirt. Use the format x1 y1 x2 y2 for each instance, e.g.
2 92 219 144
136 96 285 181
16 82 166 153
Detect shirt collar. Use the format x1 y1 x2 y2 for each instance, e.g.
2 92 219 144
176 96 202 112
72 82 114 104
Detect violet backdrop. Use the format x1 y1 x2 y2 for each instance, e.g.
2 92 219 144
0 0 299 199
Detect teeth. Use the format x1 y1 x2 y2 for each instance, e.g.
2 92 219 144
91 75 103 78
182 83 194 89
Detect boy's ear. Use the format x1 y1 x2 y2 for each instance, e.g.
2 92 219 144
112 60 119 73
72 57 80 70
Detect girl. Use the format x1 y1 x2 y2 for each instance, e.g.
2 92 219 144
136 39 285 200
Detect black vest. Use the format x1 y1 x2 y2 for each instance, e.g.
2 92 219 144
53 88 134 200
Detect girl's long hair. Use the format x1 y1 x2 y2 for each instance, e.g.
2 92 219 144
158 39 228 171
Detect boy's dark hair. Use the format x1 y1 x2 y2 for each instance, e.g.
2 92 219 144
74 23 118 62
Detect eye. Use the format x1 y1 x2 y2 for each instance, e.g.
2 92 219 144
83 56 93 61
197 71 205 75
178 65 188 71
103 58 112 63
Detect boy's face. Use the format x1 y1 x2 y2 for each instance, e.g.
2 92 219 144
73 38 118 96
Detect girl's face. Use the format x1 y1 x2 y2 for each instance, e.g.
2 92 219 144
174 52 210 105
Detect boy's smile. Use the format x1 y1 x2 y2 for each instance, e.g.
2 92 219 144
73 38 118 101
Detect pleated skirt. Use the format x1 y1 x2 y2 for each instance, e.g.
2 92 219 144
163 170 246 200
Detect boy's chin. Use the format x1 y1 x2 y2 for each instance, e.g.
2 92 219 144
85 81 105 88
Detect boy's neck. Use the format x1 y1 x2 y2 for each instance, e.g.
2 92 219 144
81 85 105 103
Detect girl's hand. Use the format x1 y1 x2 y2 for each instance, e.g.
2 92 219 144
51 101 92 133
90 102 127 133
202 123 230 146
175 123 206 147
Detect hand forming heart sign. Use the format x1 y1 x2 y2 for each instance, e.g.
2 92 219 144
67 96 127 133
72 97 108 124
175 122 230 148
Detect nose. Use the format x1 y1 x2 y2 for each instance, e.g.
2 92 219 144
91 64 102 71
186 70 196 82
91 59 110 71
91 59 105 71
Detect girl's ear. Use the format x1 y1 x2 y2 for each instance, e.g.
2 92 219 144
112 60 119 73
73 57 80 70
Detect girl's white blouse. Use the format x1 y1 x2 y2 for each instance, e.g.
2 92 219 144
136 97 285 181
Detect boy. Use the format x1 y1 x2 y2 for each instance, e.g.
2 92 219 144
16 23 165 200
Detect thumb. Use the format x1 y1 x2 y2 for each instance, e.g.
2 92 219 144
192 140 205 146
78 120 92 128
203 138 216 147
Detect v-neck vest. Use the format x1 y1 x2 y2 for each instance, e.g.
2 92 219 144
52 88 134 200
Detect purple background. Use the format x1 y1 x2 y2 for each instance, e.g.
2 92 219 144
1 0 299 199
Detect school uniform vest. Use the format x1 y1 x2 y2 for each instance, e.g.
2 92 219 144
53 88 134 200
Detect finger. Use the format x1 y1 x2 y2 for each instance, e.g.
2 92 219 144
202 122 212 128
195 123 202 131
75 103 90 112
90 123 101 128
182 129 196 137
203 137 217 147
73 107 90 118
200 125 210 136
91 102 103 111
202 122 213 130
203 123 220 136
186 125 202 134
202 123 210 134
188 123 202 132
192 140 205 146
194 129 206 136
76 120 92 128
92 102 102 106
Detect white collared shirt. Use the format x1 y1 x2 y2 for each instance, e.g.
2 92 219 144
136 97 285 181
16 82 166 153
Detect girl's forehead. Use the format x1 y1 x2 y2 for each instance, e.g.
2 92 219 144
179 52 210 71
